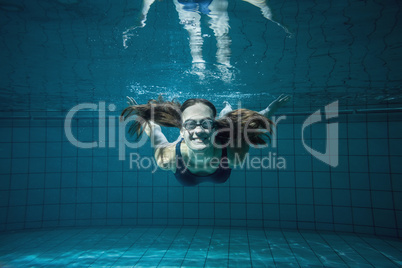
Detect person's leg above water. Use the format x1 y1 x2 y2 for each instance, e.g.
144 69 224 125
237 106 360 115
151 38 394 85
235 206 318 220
242 0 291 35
123 0 157 48
174 0 204 65
207 0 231 67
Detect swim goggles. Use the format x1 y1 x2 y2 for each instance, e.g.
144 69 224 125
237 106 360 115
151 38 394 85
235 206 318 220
182 119 215 131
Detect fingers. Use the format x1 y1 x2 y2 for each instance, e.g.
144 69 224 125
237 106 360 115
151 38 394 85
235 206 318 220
126 96 138 106
126 96 132 105
128 96 136 105
275 94 285 102
283 95 291 102
278 94 291 103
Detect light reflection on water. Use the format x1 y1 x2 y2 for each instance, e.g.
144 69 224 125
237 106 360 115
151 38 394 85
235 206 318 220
127 81 276 107
1 0 401 113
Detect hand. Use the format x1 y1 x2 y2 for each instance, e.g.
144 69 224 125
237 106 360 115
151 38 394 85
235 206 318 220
260 94 291 118
268 94 291 112
126 96 138 106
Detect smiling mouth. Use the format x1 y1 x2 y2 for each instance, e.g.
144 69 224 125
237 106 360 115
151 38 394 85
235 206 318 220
192 137 207 143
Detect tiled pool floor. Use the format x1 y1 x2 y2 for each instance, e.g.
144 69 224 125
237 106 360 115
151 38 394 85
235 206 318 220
0 227 401 267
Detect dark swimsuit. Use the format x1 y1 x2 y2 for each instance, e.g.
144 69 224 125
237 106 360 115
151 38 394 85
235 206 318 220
178 0 214 14
174 139 232 186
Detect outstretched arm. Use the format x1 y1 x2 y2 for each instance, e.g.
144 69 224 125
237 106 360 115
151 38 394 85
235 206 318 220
144 121 169 148
126 96 169 148
259 94 291 118
228 95 290 166
218 101 233 119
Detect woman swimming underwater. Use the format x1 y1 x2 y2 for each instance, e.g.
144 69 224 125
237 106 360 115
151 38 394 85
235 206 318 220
121 95 290 186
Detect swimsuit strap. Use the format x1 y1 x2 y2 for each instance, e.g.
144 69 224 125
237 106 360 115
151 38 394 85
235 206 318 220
175 138 183 158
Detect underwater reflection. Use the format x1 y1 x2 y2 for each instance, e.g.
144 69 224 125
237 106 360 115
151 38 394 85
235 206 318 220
123 0 289 82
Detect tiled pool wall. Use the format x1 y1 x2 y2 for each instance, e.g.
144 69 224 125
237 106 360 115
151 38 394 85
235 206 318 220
0 110 401 238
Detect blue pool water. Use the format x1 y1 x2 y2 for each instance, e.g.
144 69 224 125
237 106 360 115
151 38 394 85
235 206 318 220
0 0 401 267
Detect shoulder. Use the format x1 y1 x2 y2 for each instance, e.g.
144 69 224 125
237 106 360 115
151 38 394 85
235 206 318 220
154 142 177 172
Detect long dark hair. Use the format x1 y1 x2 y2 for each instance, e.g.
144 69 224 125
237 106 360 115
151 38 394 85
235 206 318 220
121 95 273 146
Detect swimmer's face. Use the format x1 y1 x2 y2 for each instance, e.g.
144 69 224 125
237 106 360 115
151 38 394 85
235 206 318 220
180 103 215 151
